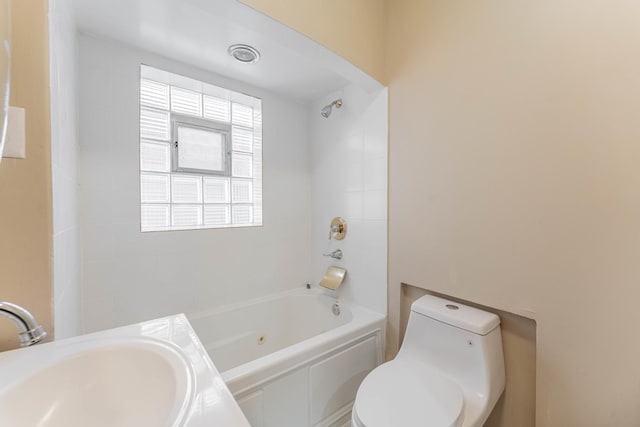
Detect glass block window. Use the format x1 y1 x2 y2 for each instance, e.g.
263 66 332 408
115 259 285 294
140 65 263 232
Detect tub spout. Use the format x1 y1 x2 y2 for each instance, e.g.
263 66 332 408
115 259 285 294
0 301 47 347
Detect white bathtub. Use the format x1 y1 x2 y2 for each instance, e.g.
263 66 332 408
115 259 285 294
188 288 386 427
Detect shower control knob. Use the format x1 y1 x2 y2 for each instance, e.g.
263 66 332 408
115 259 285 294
328 217 347 240
323 249 343 260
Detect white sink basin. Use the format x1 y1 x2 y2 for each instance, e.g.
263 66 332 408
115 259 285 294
0 315 251 427
0 340 191 427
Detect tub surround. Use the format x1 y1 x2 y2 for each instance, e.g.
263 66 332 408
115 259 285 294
26 0 390 348
77 33 388 334
189 287 385 427
78 34 311 333
309 84 388 316
50 0 81 341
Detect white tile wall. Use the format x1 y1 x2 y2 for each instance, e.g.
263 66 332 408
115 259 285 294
78 35 312 333
50 0 81 339
309 85 388 315
69 32 386 332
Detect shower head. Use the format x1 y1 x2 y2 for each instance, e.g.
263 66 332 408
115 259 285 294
320 99 343 118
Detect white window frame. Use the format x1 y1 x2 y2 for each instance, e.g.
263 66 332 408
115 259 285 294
171 114 231 176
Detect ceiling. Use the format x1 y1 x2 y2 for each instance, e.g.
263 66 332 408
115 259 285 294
72 0 361 103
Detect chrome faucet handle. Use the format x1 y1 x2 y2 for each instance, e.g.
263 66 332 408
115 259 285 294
322 249 343 260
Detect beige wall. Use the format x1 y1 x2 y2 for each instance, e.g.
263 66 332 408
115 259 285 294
249 1 640 425
0 0 52 351
239 0 388 85
387 1 640 426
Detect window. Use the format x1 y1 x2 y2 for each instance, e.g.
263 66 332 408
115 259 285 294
139 65 262 231
173 117 230 174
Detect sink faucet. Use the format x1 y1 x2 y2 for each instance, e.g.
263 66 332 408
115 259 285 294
0 301 47 347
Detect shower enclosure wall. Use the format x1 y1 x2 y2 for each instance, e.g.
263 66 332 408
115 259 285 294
51 0 388 368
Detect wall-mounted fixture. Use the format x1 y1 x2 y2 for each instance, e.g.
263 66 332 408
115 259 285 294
319 266 347 291
323 249 343 260
320 99 342 118
228 44 260 64
329 217 347 240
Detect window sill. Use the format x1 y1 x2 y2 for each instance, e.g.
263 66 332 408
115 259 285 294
140 223 263 233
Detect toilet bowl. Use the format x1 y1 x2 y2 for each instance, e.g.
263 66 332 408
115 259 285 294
352 295 505 427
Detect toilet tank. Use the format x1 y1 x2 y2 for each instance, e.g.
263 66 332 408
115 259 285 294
397 295 505 408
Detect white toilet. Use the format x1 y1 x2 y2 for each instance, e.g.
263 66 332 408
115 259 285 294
352 294 505 427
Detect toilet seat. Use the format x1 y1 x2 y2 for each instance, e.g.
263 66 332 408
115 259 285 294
352 360 465 427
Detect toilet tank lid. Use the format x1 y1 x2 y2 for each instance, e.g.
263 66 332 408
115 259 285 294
411 295 500 335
